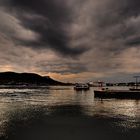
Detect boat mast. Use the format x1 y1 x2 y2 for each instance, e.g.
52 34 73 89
134 76 140 89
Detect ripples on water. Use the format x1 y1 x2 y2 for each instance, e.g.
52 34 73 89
0 86 140 140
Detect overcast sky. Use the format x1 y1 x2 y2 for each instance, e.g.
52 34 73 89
0 0 140 82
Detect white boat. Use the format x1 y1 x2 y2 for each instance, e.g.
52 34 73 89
74 83 89 90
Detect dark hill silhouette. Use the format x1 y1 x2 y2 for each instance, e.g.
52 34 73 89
0 72 66 85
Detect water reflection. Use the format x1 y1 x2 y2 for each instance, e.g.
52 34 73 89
0 86 140 140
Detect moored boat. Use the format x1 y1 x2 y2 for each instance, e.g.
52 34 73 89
74 83 89 90
129 88 140 91
129 76 140 91
94 88 140 99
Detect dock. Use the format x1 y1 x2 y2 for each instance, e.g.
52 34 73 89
94 90 140 99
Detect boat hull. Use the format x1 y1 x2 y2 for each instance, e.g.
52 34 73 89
94 90 140 99
129 88 140 91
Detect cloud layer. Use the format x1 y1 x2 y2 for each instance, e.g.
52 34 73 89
0 0 140 82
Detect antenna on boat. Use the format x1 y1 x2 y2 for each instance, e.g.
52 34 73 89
133 76 140 89
97 80 104 89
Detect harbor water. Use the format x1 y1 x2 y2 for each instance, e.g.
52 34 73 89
0 86 140 140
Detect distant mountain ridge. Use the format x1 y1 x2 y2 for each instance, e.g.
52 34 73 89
0 72 65 85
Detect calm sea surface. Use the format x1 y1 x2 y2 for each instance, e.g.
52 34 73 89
0 86 140 140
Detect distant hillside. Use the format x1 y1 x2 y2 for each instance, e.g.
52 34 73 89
0 72 66 85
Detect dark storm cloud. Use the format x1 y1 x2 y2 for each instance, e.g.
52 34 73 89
1 0 87 57
1 0 140 81
125 37 140 46
95 0 140 28
94 0 140 48
2 0 140 56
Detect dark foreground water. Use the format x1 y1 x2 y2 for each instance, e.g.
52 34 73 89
0 86 140 140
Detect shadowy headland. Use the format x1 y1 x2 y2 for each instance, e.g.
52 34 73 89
0 72 71 86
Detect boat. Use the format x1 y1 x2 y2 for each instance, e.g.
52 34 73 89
129 76 140 91
94 88 140 99
74 83 89 90
129 87 140 91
